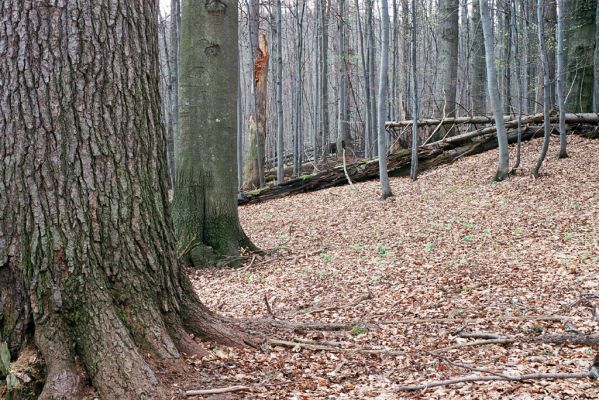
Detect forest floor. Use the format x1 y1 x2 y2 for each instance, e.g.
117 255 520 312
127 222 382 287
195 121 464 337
178 136 598 399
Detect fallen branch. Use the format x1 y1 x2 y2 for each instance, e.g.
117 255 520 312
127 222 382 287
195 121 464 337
394 372 593 392
269 339 406 356
185 385 250 396
306 292 372 315
457 331 506 340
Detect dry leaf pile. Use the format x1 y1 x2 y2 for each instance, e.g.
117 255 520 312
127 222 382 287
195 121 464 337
179 136 598 399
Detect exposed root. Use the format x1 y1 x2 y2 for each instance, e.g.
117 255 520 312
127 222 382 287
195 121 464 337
180 278 263 349
34 316 84 399
75 293 164 399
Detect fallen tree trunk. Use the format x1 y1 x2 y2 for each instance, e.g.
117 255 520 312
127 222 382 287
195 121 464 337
386 112 599 129
239 126 543 205
239 115 598 205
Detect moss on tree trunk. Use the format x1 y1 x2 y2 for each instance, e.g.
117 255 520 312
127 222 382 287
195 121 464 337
174 0 256 267
0 1 254 398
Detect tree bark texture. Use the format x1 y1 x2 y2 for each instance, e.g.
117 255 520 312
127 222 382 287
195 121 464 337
436 0 460 132
565 0 597 112
175 0 255 266
0 1 252 398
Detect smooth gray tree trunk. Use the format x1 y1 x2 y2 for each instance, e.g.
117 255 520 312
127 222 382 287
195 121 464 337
556 0 568 158
532 0 552 178
410 0 419 181
479 0 510 181
175 0 256 266
378 0 393 198
470 0 486 114
436 0 460 136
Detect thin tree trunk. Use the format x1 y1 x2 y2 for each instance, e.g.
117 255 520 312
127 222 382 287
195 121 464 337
470 0 486 114
378 0 393 198
511 0 525 170
274 0 285 183
556 0 568 158
410 0 419 180
479 0 510 181
532 0 552 177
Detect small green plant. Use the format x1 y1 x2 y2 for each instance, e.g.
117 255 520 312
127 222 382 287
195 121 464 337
351 243 365 251
563 231 573 240
350 325 368 336
370 276 382 283
244 272 264 283
262 211 273 221
424 242 435 252
322 253 333 262
463 235 474 242
512 227 524 236
377 244 388 256
483 228 490 236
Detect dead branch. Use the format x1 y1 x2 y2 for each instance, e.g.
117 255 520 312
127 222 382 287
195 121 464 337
457 332 506 340
264 295 276 319
394 372 593 392
269 339 406 356
185 385 250 396
306 292 372 315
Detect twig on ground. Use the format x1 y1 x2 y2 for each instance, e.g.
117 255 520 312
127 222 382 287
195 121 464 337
269 339 406 356
394 372 593 392
306 292 372 315
432 338 515 353
185 385 250 396
457 331 506 340
236 254 257 273
264 295 276 319
247 318 356 331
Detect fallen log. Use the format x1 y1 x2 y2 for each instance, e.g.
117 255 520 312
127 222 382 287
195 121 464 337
238 126 541 205
386 112 599 130
239 115 598 205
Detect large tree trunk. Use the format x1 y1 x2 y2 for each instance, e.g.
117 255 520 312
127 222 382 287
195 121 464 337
0 1 252 398
470 0 486 114
436 0 460 138
565 0 597 112
175 0 256 266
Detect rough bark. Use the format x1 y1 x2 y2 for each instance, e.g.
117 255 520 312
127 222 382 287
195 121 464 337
175 0 256 267
0 1 253 398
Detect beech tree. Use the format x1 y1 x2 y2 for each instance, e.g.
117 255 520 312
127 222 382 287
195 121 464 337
174 0 255 266
0 1 253 398
479 0 510 181
378 0 393 198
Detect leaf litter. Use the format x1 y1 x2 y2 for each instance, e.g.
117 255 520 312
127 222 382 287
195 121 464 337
176 136 598 399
